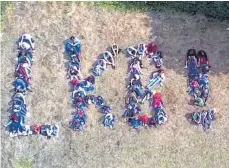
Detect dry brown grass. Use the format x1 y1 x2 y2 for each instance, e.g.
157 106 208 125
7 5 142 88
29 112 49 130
1 2 229 168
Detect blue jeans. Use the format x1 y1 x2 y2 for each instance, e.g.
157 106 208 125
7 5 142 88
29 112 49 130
134 86 142 98
188 68 199 76
199 80 209 86
129 119 143 128
8 114 25 132
76 103 86 110
15 78 28 89
96 100 104 108
9 122 25 133
84 86 94 92
18 55 32 64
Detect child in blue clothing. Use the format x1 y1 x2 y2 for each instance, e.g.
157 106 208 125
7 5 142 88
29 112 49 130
65 36 81 58
95 96 105 108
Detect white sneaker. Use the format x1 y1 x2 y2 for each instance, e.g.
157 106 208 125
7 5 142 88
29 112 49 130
9 132 17 137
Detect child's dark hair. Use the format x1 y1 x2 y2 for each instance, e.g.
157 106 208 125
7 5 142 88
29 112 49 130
157 51 163 58
197 50 208 60
133 57 143 68
70 36 75 41
187 49 196 57
158 69 164 73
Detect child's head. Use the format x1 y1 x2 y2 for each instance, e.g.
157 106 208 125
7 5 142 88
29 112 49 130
187 49 196 57
198 50 207 57
70 36 75 41
157 51 163 58
133 57 139 64
158 69 164 74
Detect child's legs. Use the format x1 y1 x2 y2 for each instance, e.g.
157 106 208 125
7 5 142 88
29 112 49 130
85 86 94 92
18 56 24 63
23 80 29 88
141 95 147 103
4 120 12 127
135 88 141 97
89 86 94 92
100 64 106 71
24 68 30 78
26 52 33 59
104 118 109 126
148 78 159 88
148 79 156 88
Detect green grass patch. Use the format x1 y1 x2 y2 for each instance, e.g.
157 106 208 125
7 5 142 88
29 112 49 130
11 157 33 168
1 1 13 31
1 1 12 16
92 2 150 12
92 2 229 20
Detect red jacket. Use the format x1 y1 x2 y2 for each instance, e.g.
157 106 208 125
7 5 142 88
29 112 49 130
31 124 41 134
139 115 149 124
71 78 79 86
191 80 199 88
146 42 158 54
153 93 162 101
198 57 209 65
152 99 163 108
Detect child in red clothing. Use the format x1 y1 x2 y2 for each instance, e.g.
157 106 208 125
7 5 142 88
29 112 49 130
152 92 164 109
153 93 163 102
152 99 163 109
71 76 79 86
139 114 149 126
197 50 209 67
31 124 41 134
145 41 158 58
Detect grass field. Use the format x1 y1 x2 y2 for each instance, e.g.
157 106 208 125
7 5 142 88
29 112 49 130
1 2 229 168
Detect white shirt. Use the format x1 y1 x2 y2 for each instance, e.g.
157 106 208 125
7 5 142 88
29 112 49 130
22 63 31 70
19 34 35 50
132 62 142 74
127 46 137 57
46 128 52 136
152 55 160 61
21 42 31 50
160 73 165 82
103 51 113 59
22 34 33 39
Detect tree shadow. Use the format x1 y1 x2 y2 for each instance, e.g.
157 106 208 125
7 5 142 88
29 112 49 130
147 11 229 75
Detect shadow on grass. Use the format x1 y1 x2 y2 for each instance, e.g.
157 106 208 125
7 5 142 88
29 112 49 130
148 11 229 75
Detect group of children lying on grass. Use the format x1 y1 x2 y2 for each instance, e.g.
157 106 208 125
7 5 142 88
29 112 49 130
4 34 216 137
4 34 59 138
66 36 118 131
123 41 168 129
185 49 215 130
